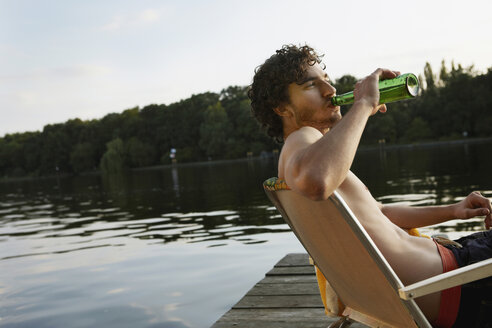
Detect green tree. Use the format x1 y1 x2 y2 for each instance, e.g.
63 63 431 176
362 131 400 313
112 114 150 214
334 75 358 94
199 102 232 159
39 124 71 174
401 117 432 143
125 137 156 168
120 107 142 140
221 86 270 157
0 137 23 177
70 142 97 173
438 60 449 87
363 114 397 144
423 62 436 91
100 138 126 174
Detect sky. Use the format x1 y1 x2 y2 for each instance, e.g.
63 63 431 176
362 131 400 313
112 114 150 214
1 0 491 136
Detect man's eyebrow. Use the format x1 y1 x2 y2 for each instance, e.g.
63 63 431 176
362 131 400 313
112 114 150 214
296 76 317 85
297 73 330 85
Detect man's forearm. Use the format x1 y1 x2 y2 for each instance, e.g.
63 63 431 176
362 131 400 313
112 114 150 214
381 204 456 229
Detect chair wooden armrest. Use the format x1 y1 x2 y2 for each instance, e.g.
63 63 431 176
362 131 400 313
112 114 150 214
399 258 492 300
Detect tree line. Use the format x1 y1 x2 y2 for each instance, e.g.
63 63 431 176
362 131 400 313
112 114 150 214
359 61 492 145
1 61 491 178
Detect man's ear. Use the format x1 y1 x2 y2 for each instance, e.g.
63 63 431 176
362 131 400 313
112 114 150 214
273 104 292 117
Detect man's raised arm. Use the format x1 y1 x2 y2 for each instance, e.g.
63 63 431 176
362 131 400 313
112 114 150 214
282 68 398 201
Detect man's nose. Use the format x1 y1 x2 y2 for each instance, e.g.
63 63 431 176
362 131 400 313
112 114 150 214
321 82 336 98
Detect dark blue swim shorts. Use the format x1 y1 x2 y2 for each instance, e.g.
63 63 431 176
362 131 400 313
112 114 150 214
449 229 492 267
445 229 492 327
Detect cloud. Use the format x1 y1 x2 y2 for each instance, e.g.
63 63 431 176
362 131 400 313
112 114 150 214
138 9 160 23
107 288 126 294
102 9 161 31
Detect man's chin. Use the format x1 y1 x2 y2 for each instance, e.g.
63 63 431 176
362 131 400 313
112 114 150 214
310 118 341 132
329 112 342 126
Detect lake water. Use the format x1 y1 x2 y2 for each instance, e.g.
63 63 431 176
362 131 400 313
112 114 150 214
1 141 492 327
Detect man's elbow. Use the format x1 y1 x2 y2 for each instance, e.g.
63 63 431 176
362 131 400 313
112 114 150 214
296 175 335 201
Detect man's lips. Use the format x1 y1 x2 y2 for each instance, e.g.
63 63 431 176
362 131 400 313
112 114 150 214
326 103 339 111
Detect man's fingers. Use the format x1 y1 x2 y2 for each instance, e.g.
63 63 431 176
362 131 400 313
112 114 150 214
382 70 399 80
463 208 490 219
469 191 492 209
468 208 484 218
476 208 490 216
485 216 492 230
373 68 399 80
481 208 491 215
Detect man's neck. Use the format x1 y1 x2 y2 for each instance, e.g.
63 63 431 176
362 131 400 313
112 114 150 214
284 126 330 140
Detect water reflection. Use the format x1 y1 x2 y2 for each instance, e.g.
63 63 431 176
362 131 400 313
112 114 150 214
0 160 290 262
1 143 492 262
1 143 492 259
171 166 180 200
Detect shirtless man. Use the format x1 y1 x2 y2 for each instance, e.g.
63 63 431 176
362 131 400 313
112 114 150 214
249 44 492 327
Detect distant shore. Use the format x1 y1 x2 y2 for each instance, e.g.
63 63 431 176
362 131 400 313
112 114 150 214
2 137 492 183
357 137 492 152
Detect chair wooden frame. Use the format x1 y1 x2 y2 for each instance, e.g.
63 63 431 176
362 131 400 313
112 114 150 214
264 178 492 328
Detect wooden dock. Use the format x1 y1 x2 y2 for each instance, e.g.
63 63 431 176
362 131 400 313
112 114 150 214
211 253 366 328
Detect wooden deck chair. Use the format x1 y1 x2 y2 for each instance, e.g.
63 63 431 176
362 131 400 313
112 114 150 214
263 177 492 328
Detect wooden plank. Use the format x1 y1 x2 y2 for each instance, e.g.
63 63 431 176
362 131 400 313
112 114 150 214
246 283 320 296
212 319 328 328
211 308 332 328
258 275 317 284
275 253 312 267
233 295 324 309
266 266 315 276
212 308 369 328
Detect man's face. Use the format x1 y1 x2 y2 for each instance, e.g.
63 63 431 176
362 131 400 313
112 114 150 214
284 64 341 132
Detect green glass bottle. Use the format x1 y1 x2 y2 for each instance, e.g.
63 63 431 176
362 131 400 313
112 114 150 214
331 73 420 106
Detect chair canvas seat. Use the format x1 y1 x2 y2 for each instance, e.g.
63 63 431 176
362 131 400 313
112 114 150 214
264 178 430 328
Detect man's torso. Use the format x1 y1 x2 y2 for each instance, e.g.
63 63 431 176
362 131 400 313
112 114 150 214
279 162 443 319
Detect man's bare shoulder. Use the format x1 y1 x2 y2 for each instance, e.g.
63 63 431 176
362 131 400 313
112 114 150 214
278 127 323 179
283 127 323 150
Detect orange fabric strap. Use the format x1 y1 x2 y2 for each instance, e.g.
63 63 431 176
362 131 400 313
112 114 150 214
433 241 461 328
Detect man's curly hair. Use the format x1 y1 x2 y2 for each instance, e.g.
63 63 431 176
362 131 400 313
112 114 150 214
248 44 324 142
